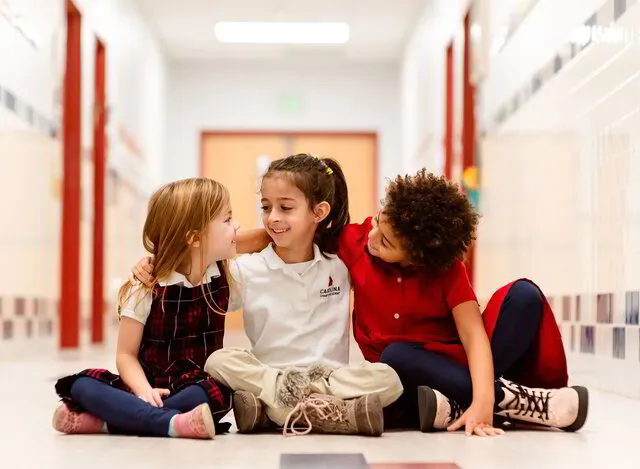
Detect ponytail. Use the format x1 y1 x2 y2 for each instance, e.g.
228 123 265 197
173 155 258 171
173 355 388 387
315 158 350 254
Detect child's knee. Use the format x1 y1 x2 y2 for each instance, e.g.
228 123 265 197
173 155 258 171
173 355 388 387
204 349 227 376
510 280 543 312
69 377 103 407
183 385 210 407
371 363 404 404
204 347 245 376
70 377 95 400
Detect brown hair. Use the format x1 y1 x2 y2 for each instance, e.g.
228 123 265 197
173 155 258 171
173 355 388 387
384 169 479 272
263 153 350 255
118 177 232 314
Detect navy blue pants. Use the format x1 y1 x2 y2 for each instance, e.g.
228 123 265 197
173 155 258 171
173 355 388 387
70 377 209 436
380 280 543 429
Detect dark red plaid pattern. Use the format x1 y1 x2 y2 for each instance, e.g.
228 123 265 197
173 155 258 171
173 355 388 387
56 262 231 422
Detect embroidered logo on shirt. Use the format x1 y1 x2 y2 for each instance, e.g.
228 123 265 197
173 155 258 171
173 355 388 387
320 276 341 298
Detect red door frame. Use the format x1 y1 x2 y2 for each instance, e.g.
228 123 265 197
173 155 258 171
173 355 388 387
462 12 476 285
91 39 106 344
200 130 380 212
60 0 82 348
444 42 454 180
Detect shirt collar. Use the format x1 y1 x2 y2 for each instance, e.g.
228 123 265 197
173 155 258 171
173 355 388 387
158 263 221 287
364 245 421 277
262 243 324 270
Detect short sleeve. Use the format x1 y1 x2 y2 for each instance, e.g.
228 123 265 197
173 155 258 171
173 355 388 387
119 286 153 325
227 259 245 312
443 260 478 310
337 218 372 268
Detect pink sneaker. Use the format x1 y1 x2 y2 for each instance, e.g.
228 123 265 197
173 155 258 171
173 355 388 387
171 404 216 439
52 404 103 434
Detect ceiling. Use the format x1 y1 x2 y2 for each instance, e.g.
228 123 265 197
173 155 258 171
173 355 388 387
131 0 430 62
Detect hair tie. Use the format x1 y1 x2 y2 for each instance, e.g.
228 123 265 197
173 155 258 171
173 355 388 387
326 167 333 175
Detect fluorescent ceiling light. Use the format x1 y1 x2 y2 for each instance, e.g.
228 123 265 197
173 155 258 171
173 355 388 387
214 22 350 44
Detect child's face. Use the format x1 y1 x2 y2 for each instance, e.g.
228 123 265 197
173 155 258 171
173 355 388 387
260 175 320 251
367 211 411 265
204 202 238 262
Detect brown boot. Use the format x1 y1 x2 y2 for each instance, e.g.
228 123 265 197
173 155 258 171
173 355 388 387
283 393 383 437
495 378 589 431
417 386 464 432
232 391 273 434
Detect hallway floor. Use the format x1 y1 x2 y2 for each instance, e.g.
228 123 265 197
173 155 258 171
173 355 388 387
2 335 636 469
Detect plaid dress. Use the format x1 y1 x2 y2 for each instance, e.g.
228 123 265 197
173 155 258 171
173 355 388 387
55 262 232 430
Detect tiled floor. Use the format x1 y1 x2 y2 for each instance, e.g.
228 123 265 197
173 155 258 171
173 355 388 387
2 334 638 469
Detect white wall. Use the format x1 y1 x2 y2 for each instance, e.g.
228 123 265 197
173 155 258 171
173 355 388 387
74 0 168 191
475 0 640 396
0 0 167 347
398 0 610 172
164 60 402 196
400 0 471 176
0 0 64 132
480 0 608 127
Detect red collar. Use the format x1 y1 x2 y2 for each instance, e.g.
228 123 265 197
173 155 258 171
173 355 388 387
364 245 422 277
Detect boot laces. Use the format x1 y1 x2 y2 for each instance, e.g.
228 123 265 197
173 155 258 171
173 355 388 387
283 396 346 437
505 381 551 421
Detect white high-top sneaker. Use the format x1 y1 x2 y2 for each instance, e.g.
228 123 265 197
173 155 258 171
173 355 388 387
495 378 589 431
417 386 464 432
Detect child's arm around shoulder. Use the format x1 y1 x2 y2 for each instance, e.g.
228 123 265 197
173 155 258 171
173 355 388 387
129 229 271 286
335 218 372 267
236 228 271 254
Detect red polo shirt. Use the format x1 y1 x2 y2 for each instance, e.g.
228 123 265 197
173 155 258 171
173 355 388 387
338 217 477 364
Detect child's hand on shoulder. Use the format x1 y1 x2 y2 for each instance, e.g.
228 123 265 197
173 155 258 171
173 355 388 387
129 256 155 287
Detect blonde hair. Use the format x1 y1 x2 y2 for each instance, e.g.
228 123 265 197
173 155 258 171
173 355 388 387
118 177 232 315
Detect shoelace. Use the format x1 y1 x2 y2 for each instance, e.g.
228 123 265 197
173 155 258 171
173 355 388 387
282 397 346 437
504 381 551 421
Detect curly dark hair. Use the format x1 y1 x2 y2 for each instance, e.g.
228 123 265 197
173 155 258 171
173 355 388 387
384 169 479 273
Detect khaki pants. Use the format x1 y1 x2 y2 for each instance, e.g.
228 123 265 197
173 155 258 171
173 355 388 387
205 347 403 426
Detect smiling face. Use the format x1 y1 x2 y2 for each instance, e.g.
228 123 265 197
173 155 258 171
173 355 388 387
260 174 324 251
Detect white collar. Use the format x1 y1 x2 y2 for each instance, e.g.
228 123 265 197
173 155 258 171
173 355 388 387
158 263 221 288
261 243 324 270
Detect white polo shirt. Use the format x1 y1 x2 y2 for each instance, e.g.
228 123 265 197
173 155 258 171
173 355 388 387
229 244 351 369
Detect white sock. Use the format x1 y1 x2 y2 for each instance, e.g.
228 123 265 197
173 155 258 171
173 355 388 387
168 415 179 437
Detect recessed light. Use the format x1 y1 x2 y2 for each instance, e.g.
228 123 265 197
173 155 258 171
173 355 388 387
214 22 350 44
